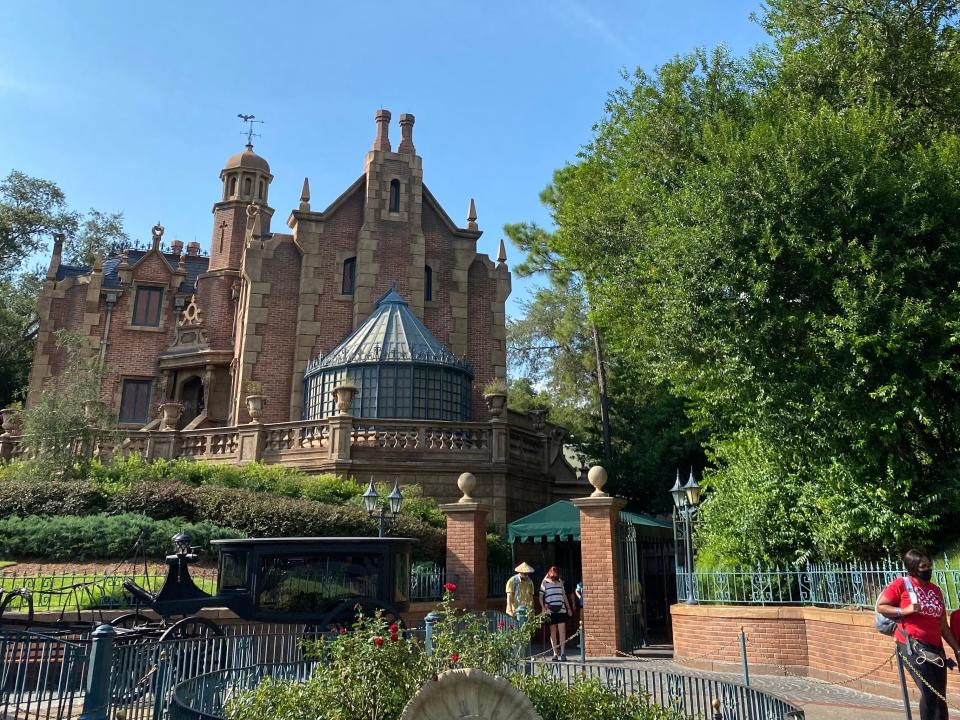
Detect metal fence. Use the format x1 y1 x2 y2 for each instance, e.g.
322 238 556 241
527 660 804 719
409 566 453 601
166 655 804 720
0 630 89 719
0 570 219 612
678 556 960 608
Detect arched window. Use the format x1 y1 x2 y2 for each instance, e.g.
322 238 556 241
389 179 400 212
244 177 252 196
424 265 432 301
258 180 264 200
229 176 238 197
342 257 357 295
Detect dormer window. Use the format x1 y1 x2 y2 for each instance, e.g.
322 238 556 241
389 179 400 212
424 265 432 301
342 257 357 295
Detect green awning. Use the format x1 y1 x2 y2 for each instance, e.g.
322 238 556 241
507 500 672 544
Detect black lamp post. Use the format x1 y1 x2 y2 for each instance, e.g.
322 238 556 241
671 469 702 604
363 478 404 537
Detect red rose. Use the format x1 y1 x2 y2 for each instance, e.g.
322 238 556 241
338 626 347 635
450 652 460 663
444 582 457 593
372 636 384 647
497 619 506 629
389 623 399 633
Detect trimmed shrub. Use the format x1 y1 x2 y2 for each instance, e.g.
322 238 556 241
0 514 241 561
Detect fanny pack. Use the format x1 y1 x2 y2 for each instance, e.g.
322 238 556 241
875 576 916 636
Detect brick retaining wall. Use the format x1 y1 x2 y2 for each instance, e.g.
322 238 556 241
672 603 960 703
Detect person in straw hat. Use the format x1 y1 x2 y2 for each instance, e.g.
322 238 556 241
505 562 535 617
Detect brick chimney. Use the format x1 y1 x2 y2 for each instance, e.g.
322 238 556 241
170 239 184 256
398 114 415 154
186 241 201 256
373 109 392 152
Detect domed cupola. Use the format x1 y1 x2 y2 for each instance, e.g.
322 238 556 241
303 287 473 420
220 142 272 205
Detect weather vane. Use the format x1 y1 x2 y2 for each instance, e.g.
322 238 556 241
237 113 264 148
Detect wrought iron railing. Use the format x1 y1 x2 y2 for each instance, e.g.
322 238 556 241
0 570 219 612
527 659 804 719
677 556 960 608
0 630 89 720
409 566 454 601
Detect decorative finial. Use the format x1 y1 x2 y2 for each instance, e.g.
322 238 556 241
457 472 477 502
467 198 478 231
497 239 507 265
300 177 311 211
151 222 164 249
587 465 609 497
237 113 263 149
178 253 186 271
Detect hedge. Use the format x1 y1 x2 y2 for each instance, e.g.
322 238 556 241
0 514 241 561
0 479 445 563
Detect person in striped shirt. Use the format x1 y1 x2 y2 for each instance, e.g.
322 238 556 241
540 566 573 661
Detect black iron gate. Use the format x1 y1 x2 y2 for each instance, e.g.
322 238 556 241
616 523 676 651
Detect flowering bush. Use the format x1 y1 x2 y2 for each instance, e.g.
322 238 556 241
226 589 679 720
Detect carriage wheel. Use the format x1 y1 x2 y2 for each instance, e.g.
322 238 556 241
110 612 153 631
0 588 34 628
158 616 224 641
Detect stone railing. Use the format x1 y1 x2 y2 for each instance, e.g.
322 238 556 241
0 414 561 476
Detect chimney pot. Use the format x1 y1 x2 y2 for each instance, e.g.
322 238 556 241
170 239 184 256
186 241 201 256
398 113 415 154
373 109 392 152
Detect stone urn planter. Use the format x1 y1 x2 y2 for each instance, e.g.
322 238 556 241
158 401 183 431
331 383 359 415
527 407 549 434
483 392 507 418
245 395 266 423
0 407 23 437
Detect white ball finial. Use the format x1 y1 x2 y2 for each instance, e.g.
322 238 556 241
587 465 609 497
457 472 477 502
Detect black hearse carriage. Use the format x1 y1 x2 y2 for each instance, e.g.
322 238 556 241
118 535 414 637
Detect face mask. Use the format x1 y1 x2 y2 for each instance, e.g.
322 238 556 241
917 568 933 582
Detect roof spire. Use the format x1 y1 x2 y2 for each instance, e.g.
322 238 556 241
497 238 507 265
299 177 311 212
467 198 478 231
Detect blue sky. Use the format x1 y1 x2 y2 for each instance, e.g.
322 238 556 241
0 1 768 315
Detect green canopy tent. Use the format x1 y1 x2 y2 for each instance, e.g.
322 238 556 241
508 500 672 545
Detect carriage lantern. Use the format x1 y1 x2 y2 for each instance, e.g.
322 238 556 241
671 469 702 605
173 532 192 556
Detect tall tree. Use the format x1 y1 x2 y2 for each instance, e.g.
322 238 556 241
0 170 128 407
542 0 960 562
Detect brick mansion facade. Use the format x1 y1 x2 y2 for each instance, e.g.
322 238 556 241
17 110 583 526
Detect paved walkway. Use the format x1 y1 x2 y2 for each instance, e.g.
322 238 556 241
602 656 916 719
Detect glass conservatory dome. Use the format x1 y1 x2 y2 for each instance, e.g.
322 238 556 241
303 288 473 421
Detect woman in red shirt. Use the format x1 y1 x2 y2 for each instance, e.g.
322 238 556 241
877 549 960 720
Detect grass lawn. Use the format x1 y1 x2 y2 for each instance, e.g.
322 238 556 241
0 561 13 570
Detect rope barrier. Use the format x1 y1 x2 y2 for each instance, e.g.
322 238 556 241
895 647 960 713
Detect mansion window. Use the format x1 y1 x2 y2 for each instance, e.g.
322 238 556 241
342 257 356 295
389 179 400 212
132 286 163 327
119 379 152 424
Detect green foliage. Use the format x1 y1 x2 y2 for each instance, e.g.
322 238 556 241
18 330 118 480
526 0 960 562
513 674 683 720
0 513 240 561
486 531 512 569
0 463 445 563
227 591 674 720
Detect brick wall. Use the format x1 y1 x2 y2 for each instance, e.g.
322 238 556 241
671 604 949 702
442 502 489 611
574 497 626 657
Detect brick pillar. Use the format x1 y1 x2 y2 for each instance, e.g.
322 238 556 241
439 472 489 611
573 466 626 657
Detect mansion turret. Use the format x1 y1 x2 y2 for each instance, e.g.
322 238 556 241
22 110 582 526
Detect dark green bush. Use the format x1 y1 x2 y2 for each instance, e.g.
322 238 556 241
512 673 683 720
0 514 241 560
0 478 106 517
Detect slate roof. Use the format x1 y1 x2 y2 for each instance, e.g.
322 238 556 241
305 287 472 375
55 251 210 293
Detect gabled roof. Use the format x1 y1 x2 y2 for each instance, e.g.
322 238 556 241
305 287 472 376
56 251 209 292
